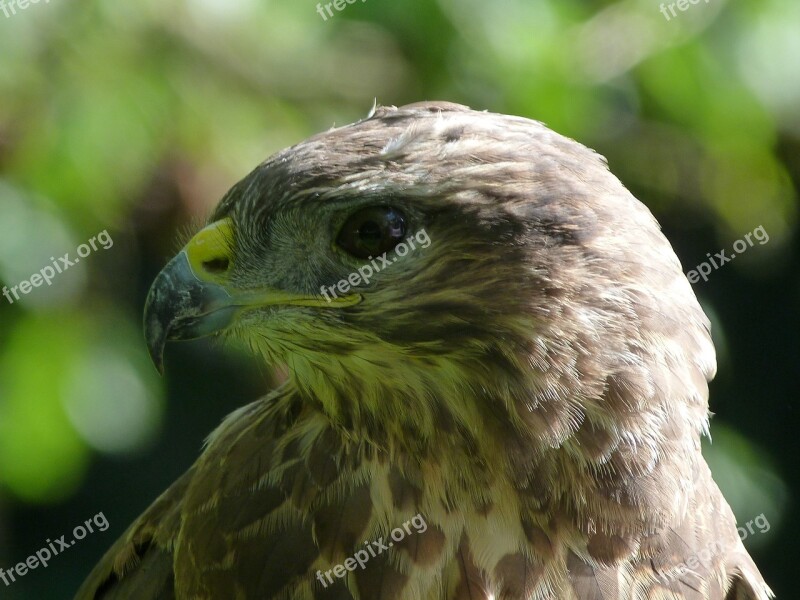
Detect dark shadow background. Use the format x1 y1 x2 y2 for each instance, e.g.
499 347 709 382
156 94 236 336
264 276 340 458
0 0 797 598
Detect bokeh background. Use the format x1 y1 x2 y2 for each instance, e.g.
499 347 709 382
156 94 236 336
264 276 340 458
0 0 797 597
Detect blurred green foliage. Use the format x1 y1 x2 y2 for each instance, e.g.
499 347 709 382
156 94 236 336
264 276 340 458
0 0 797 597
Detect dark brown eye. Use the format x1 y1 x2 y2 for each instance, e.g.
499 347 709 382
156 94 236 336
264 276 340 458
336 207 406 259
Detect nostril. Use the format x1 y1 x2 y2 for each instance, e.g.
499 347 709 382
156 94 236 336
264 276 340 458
202 257 230 274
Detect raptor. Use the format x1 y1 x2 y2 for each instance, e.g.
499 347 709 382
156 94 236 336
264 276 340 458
76 102 772 599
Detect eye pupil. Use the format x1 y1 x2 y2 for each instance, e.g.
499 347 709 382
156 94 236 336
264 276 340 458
359 221 382 240
336 207 407 259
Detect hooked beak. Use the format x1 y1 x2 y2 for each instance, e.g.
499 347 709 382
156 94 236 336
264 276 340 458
143 249 236 374
143 218 361 373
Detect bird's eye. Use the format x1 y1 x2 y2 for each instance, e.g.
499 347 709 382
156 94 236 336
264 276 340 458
336 207 406 259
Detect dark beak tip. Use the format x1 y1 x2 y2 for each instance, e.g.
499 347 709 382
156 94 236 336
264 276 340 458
144 294 169 376
150 348 165 375
145 324 166 375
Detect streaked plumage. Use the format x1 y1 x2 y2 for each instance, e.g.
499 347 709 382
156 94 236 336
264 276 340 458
76 102 772 599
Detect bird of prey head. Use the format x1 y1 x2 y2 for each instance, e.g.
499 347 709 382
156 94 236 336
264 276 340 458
78 102 772 599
